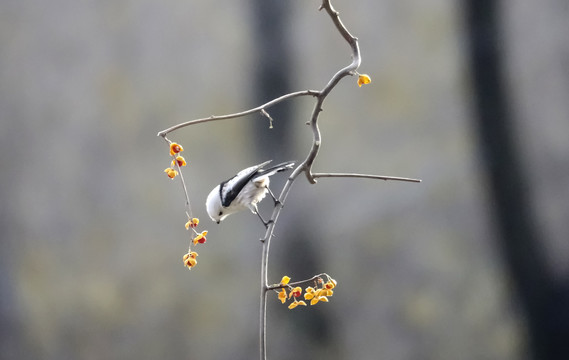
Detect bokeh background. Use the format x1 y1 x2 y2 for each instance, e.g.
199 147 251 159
1 0 568 359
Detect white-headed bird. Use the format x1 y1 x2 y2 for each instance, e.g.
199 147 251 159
206 160 295 225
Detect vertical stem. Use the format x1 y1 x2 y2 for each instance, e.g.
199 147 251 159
256 1 361 358
259 239 269 360
258 168 299 360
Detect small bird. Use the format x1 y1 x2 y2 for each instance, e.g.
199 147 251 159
206 160 295 225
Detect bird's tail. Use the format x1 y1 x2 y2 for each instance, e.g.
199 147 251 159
257 161 295 177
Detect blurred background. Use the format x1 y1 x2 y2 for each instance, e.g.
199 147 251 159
1 0 568 359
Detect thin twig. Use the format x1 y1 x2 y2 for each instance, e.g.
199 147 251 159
267 273 332 291
313 172 422 183
175 159 194 217
162 135 198 251
260 109 274 129
157 90 319 137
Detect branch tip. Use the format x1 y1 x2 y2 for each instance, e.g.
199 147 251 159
312 173 422 183
261 109 274 129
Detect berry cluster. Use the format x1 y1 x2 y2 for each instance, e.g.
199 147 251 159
275 275 337 310
162 141 209 270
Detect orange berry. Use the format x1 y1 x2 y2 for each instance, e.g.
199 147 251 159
169 142 184 155
164 167 178 179
172 155 187 167
357 74 371 87
290 287 302 298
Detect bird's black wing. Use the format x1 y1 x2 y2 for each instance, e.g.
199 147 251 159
219 160 272 207
254 161 295 179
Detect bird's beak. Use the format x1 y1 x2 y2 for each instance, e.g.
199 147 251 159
216 221 220 224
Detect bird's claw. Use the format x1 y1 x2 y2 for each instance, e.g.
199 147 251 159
266 186 281 206
254 207 273 228
259 217 274 229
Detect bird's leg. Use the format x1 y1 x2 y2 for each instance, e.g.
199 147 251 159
266 186 281 206
253 204 273 228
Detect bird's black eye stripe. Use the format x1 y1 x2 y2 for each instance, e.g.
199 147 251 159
218 211 223 216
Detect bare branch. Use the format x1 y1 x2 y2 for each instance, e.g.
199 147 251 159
319 0 356 44
318 0 361 95
258 2 365 358
300 1 361 185
260 109 274 129
174 159 194 216
267 273 332 291
313 172 422 183
157 90 319 138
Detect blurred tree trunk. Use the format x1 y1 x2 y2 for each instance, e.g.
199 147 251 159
251 0 295 160
465 1 569 358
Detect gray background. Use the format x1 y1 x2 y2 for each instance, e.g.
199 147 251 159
1 0 568 359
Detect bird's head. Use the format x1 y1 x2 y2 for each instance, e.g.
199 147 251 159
206 185 227 224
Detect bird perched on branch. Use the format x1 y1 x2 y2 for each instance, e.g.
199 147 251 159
206 160 295 226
